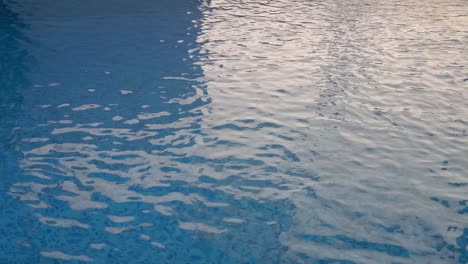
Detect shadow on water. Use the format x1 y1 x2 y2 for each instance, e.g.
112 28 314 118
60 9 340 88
1 0 295 263
0 0 33 152
0 1 40 263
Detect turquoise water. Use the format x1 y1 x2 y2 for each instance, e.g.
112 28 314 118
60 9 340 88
1 0 467 263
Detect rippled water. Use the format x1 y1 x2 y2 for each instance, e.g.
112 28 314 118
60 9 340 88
1 0 467 263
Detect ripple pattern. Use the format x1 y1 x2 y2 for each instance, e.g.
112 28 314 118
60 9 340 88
1 0 468 263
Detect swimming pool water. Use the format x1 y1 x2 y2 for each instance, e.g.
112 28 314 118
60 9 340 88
1 0 467 263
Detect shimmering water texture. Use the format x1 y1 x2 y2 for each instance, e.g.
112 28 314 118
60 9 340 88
1 0 468 263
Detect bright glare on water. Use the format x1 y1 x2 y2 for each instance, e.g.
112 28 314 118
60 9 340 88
1 0 467 263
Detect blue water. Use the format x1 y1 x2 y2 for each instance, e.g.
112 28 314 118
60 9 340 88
1 0 468 263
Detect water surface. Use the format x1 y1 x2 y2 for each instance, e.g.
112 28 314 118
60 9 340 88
1 0 467 263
